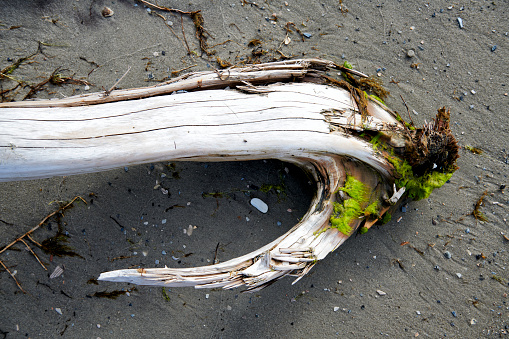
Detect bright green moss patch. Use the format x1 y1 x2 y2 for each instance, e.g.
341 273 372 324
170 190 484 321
380 212 392 224
331 198 362 235
387 156 454 201
343 61 353 69
364 201 379 216
369 94 386 106
330 175 379 236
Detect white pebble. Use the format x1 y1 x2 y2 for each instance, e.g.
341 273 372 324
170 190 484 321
161 219 167 224
333 306 340 312
416 311 421 315
205 294 210 299
376 290 387 296
456 273 463 278
251 198 268 213
84 85 90 91
55 308 62 315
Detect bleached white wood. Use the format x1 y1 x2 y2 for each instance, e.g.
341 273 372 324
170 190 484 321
0 59 411 291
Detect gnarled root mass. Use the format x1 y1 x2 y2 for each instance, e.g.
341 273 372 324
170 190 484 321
0 59 458 291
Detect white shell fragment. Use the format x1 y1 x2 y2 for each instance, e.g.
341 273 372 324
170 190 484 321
250 198 268 213
49 265 64 279
457 17 464 29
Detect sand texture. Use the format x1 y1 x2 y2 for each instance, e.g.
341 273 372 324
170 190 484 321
0 0 508 337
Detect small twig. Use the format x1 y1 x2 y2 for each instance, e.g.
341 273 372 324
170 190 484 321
213 242 220 264
0 196 86 256
180 15 193 56
105 66 131 95
20 238 47 270
26 234 42 248
377 4 386 37
170 64 197 77
0 259 25 293
399 94 415 126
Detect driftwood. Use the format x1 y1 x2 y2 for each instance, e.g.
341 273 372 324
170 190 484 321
0 59 459 291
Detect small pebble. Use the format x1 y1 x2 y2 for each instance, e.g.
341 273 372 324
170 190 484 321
155 260 159 264
162 250 166 255
161 219 167 224
376 290 387 296
84 85 90 91
334 306 340 312
470 318 477 325
407 49 415 58
55 308 62 315
303 33 312 38
97 324 101 328
471 90 476 95
456 273 463 278
205 294 210 299
444 251 452 259
491 45 497 52
452 311 457 317
251 198 268 213
416 311 421 315
465 228 470 234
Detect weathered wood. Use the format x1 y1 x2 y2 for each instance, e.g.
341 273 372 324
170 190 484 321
0 59 457 291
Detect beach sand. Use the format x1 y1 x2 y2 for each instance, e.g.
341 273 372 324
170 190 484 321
0 0 508 337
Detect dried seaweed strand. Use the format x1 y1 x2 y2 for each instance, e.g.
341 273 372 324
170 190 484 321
138 0 214 55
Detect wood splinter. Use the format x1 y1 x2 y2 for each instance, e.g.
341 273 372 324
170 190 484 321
0 59 459 291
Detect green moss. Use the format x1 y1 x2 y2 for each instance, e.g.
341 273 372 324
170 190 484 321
380 212 392 224
359 226 369 234
260 183 286 201
162 287 171 302
343 61 353 69
330 175 379 236
369 94 386 106
331 199 362 235
364 201 379 216
387 156 454 201
464 145 483 154
369 132 383 150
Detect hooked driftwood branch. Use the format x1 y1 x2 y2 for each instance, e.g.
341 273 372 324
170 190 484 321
0 59 458 291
